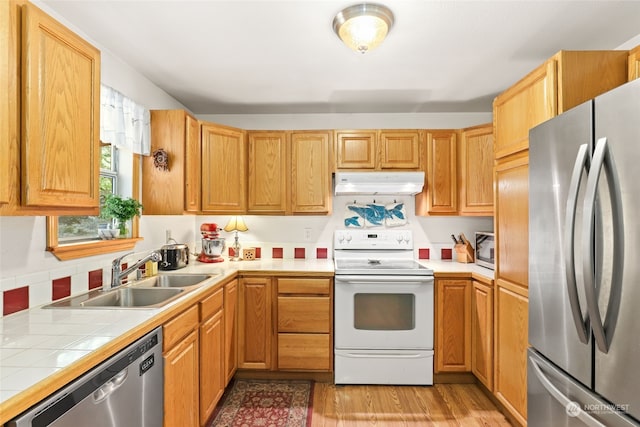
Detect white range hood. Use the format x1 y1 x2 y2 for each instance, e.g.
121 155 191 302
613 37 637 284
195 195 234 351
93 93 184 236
334 171 425 195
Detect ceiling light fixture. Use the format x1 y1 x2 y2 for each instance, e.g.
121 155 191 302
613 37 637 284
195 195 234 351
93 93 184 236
332 3 394 54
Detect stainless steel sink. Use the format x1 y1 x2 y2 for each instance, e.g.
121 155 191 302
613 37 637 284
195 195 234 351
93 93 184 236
131 274 215 289
80 287 184 308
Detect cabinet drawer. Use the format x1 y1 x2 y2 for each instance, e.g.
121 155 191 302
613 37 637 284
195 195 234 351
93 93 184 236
277 278 331 295
200 287 223 320
164 305 199 351
278 333 331 371
278 297 330 333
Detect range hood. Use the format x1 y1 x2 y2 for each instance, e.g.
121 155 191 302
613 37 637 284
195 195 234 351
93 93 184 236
334 171 425 195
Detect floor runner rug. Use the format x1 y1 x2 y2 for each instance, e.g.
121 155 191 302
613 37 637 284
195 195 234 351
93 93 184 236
208 379 314 427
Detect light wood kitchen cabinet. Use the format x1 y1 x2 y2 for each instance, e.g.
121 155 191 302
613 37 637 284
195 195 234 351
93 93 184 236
224 279 238 383
418 130 458 215
247 131 288 214
335 129 422 170
472 280 493 391
435 278 471 372
494 50 627 160
0 0 9 206
494 281 528 426
290 131 332 214
199 288 225 426
143 110 200 214
163 305 200 427
629 45 640 81
277 277 332 371
459 124 494 215
201 122 247 213
2 0 101 215
238 276 273 370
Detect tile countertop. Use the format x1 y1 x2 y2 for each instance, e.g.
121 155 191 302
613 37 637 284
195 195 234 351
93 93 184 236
0 257 488 422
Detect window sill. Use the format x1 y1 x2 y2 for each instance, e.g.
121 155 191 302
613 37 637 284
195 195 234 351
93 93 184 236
47 238 143 261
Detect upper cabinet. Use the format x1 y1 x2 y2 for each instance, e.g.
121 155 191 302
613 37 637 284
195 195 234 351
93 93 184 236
494 50 628 160
459 124 494 215
1 0 101 215
247 131 288 214
201 123 247 213
335 129 422 170
143 110 200 215
415 130 458 215
629 44 640 81
290 131 332 214
0 0 10 206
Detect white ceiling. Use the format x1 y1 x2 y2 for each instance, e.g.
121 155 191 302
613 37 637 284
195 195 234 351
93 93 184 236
41 0 640 115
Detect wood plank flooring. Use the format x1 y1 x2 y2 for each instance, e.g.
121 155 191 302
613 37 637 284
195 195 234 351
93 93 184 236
310 383 512 426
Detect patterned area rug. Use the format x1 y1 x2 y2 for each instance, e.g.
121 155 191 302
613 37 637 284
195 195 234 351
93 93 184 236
208 379 314 427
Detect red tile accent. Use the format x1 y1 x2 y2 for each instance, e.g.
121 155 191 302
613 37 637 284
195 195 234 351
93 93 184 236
419 248 430 260
88 269 103 290
272 247 283 259
229 247 236 257
316 248 328 259
441 248 453 260
52 277 71 301
3 287 29 316
294 248 306 259
255 247 261 259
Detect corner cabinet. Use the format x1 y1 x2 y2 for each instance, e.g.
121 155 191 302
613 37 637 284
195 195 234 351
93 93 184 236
2 0 101 215
143 110 200 214
201 123 247 213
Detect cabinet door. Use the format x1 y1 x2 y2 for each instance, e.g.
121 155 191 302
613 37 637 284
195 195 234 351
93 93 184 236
629 45 640 81
238 277 272 370
493 60 556 160
290 131 332 214
21 3 100 209
278 296 330 333
278 333 331 371
201 123 246 213
224 279 238 384
472 280 493 391
0 0 9 205
460 124 494 215
378 130 421 169
184 114 201 212
335 131 377 169
425 131 457 214
494 281 528 426
199 309 224 426
247 131 287 214
144 110 187 215
495 153 529 289
435 279 471 372
164 330 199 427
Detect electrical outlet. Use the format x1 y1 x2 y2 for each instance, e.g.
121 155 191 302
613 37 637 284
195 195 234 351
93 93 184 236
304 228 312 241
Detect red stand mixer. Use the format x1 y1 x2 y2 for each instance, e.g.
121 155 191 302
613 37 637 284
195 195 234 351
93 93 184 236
197 223 226 263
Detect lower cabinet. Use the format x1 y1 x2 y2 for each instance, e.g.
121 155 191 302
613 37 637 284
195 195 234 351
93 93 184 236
471 280 494 391
224 279 238 383
163 305 200 427
435 278 471 372
237 275 333 373
199 288 225 426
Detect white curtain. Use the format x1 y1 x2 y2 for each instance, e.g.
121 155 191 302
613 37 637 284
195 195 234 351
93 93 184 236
100 84 151 155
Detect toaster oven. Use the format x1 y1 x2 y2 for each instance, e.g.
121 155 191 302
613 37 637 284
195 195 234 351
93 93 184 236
475 232 495 270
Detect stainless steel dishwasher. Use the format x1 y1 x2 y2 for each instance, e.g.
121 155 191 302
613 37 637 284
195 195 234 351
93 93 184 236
9 327 163 427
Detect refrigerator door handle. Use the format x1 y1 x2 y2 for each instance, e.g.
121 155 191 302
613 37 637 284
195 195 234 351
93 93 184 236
564 143 591 343
529 355 607 427
582 137 625 354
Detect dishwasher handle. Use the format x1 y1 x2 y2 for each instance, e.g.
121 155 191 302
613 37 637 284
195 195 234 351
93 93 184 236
93 369 129 403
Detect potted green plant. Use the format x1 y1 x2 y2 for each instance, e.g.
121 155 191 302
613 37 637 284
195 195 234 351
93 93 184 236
101 194 143 238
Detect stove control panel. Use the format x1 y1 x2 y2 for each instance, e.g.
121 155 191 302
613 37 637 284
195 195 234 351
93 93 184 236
334 229 413 250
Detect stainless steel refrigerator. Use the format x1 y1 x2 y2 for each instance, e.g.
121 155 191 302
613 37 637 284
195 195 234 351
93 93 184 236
529 77 640 427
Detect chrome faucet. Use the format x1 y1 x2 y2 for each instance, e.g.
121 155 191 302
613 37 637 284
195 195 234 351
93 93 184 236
108 251 162 291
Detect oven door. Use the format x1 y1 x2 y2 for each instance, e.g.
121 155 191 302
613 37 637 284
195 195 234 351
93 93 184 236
334 275 434 350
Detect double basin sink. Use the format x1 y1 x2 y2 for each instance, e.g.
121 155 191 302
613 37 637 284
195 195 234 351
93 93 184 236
44 274 217 309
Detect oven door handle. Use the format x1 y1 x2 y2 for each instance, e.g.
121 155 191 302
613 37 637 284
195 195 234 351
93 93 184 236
335 275 433 284
340 352 429 359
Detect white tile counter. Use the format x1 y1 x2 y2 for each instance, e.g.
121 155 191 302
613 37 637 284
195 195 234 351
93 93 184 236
0 256 484 423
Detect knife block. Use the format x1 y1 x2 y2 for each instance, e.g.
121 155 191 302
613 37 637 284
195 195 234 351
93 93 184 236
455 242 475 263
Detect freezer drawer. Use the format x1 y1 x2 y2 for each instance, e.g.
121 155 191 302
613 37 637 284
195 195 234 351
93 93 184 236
528 349 638 427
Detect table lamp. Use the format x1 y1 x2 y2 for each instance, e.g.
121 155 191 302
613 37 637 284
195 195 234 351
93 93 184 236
224 216 248 261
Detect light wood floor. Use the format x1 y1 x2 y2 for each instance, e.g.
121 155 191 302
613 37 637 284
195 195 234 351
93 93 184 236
310 383 512 426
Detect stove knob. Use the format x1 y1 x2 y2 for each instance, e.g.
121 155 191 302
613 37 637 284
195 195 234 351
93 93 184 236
403 232 411 243
337 232 344 243
345 234 352 242
396 234 403 243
